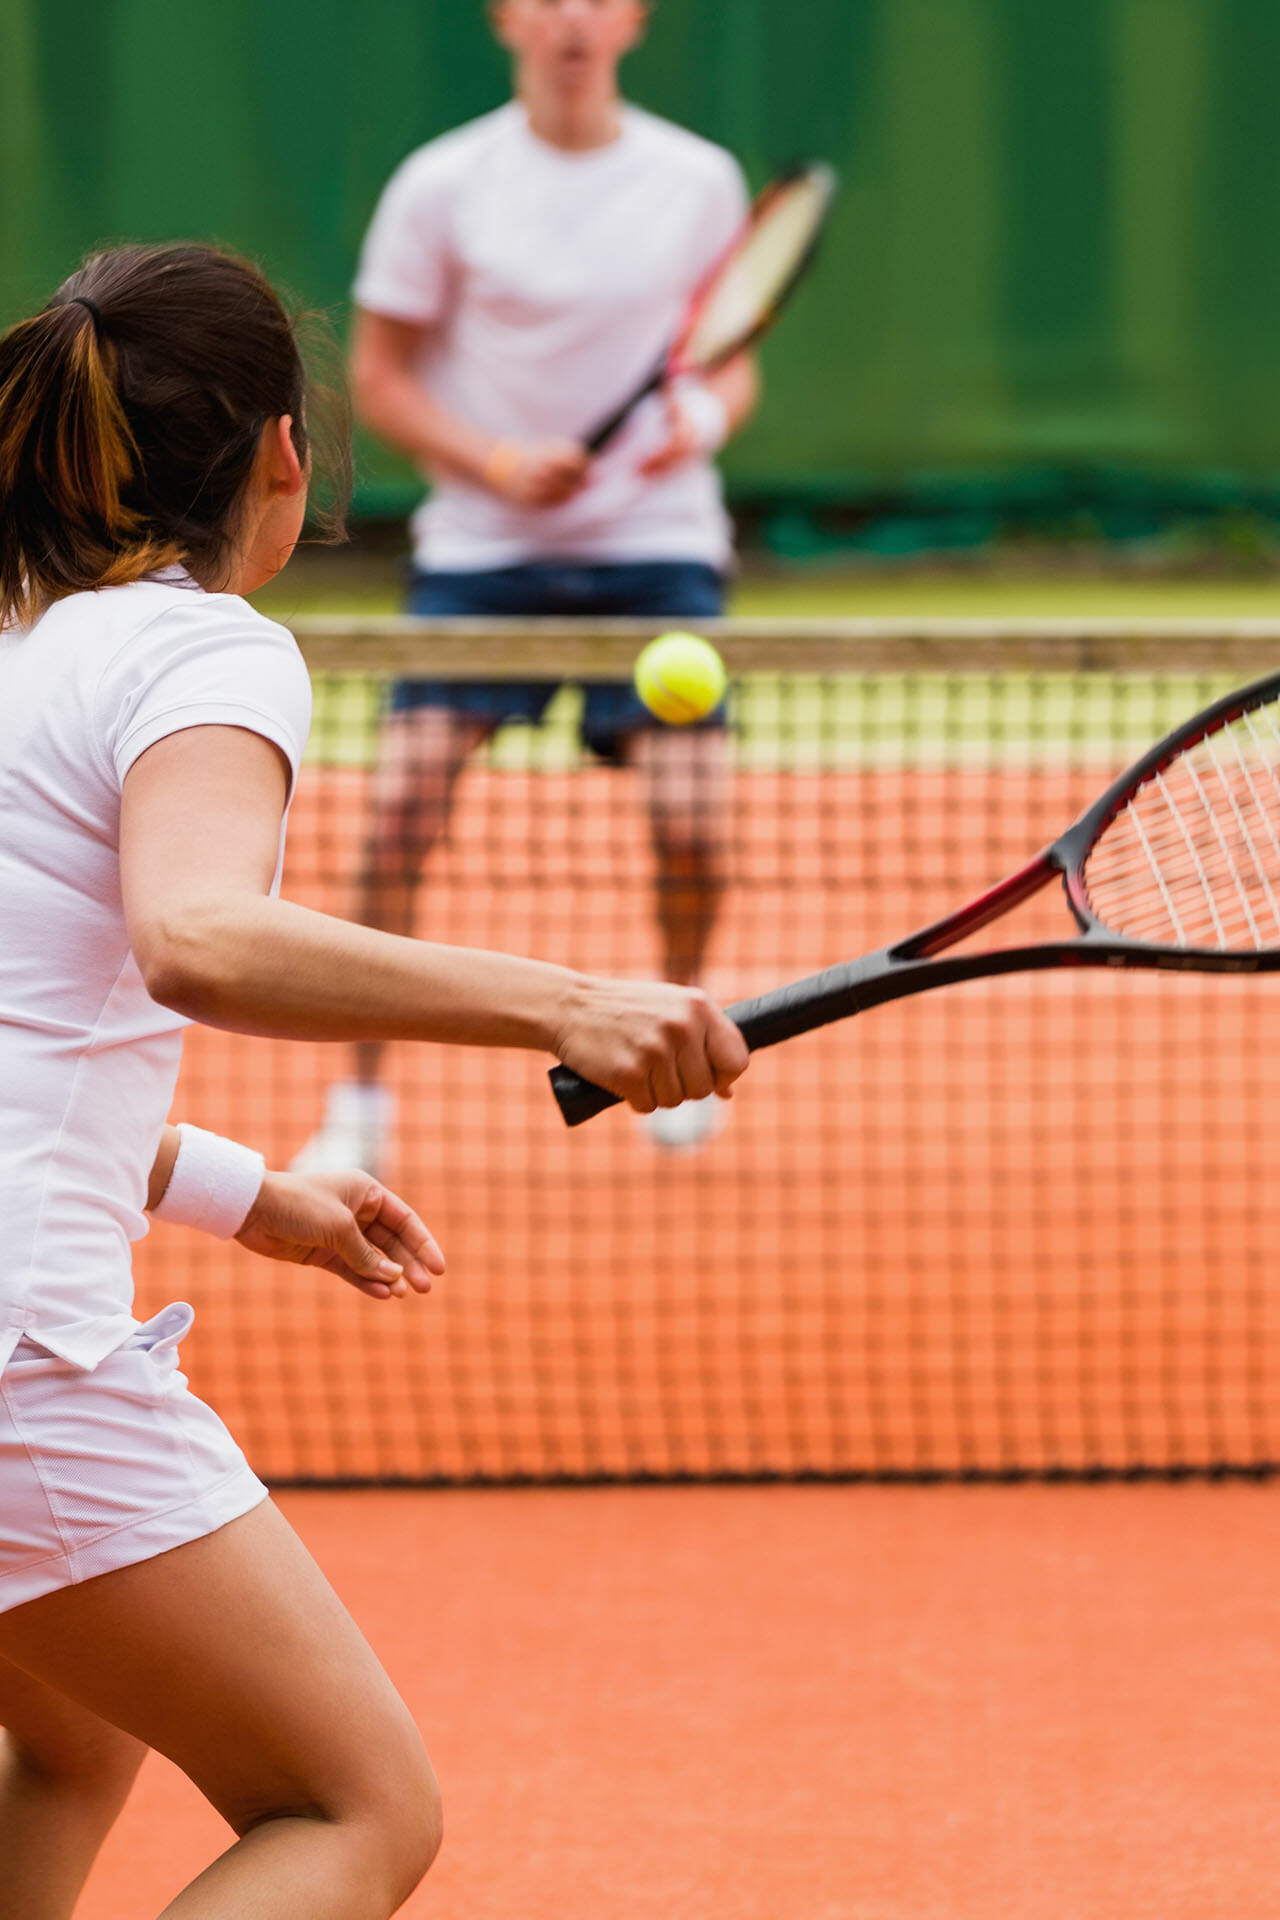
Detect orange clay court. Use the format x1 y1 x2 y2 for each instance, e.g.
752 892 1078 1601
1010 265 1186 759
78 1485 1280 1920
83 668 1280 1913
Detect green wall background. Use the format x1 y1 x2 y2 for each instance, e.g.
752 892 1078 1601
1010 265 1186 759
5 0 1280 519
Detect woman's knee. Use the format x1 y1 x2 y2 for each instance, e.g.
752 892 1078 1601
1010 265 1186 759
0 1656 147 1807
232 1714 443 1906
371 1729 444 1900
1 1720 145 1808
379 1752 444 1905
320 1769 442 1913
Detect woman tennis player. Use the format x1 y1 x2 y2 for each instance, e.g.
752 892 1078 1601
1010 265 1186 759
0 244 746 1919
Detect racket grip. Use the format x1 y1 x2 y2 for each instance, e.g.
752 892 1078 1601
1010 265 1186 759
582 361 667 456
547 991 830 1127
582 406 632 457
548 960 874 1128
549 1064 623 1127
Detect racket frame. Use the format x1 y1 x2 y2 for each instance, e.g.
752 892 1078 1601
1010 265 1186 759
550 664 1280 1125
582 162 837 455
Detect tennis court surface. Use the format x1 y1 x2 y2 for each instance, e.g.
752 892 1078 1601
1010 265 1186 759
81 1484 1280 1919
82 620 1280 1916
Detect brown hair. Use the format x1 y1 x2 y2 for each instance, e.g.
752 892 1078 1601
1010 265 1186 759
0 243 350 628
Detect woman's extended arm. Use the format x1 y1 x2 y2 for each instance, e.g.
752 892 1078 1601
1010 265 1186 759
121 724 747 1114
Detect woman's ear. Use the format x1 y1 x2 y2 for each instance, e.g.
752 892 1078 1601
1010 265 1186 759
267 415 306 495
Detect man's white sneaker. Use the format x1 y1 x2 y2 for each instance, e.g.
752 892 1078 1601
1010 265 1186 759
637 1094 725 1154
290 1083 395 1178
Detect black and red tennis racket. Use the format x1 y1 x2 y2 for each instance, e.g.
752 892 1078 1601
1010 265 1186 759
550 666 1280 1126
583 162 837 455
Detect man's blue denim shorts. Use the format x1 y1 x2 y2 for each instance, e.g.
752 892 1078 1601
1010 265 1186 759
391 559 727 765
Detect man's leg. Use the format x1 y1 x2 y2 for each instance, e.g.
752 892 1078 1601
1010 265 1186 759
572 560 731 1146
625 726 732 987
291 706 489 1173
625 725 733 1150
351 707 490 1082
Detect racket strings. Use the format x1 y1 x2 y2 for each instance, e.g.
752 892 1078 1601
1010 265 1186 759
1084 698 1280 949
684 173 833 368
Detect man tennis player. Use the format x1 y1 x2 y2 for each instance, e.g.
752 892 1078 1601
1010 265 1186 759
293 0 758 1171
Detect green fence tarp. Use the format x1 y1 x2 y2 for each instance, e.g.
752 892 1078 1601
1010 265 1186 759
5 0 1280 518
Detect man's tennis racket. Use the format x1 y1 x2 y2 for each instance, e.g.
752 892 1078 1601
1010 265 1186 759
583 162 837 455
550 665 1280 1126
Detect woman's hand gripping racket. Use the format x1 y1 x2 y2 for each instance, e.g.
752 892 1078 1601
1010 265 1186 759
583 162 838 455
551 667 1280 1125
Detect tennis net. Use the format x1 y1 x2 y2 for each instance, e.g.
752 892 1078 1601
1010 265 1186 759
133 618 1280 1483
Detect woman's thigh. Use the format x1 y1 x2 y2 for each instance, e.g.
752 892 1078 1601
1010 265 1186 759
0 1500 436 1835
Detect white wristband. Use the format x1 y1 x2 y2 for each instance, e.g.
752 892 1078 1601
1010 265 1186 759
152 1124 265 1239
673 378 730 455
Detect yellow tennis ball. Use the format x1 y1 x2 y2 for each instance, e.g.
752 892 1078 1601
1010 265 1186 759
634 632 728 725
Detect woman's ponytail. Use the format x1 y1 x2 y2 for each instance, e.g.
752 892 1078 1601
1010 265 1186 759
0 245 350 630
0 300 172 626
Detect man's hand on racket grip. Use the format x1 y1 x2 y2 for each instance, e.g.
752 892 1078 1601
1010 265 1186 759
235 1170 446 1302
637 381 729 477
554 980 749 1113
482 436 589 506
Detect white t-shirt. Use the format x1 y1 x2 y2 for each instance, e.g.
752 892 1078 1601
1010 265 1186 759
353 102 749 572
0 576 311 1373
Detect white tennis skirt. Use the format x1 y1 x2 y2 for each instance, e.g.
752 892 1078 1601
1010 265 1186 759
0 1303 268 1615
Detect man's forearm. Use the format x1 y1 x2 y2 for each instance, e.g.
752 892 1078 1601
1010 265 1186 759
355 366 496 485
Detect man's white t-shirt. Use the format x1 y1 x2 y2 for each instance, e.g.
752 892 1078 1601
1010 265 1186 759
353 103 749 572
0 577 311 1373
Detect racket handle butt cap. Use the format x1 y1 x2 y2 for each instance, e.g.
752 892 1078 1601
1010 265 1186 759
549 1064 621 1127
